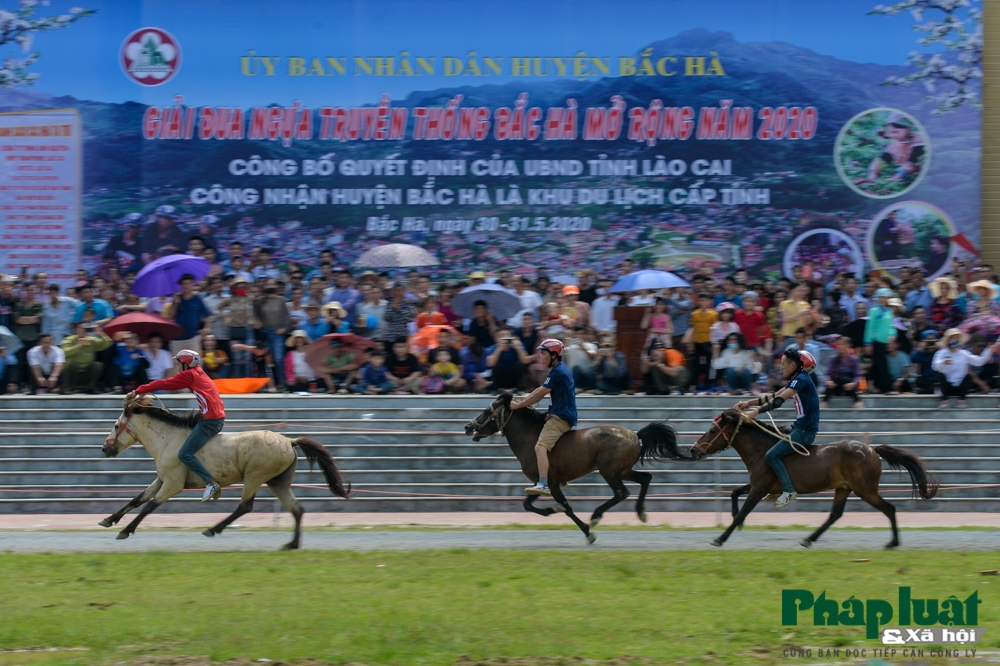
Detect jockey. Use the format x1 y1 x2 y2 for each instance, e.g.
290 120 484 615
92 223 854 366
126 349 226 501
512 338 577 496
734 348 819 509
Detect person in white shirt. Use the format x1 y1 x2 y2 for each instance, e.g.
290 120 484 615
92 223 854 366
42 285 77 345
590 279 619 334
506 275 544 327
27 333 65 393
142 333 175 381
932 328 999 409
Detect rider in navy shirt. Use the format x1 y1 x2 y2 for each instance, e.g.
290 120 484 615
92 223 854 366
511 338 576 495
735 348 820 509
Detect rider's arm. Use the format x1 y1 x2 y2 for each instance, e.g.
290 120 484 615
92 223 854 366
513 385 550 409
136 369 193 395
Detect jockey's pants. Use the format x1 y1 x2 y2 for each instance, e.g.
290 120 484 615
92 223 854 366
179 418 225 484
764 427 816 494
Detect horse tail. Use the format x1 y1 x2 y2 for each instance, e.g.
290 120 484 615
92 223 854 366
293 438 351 499
874 444 939 500
636 421 689 464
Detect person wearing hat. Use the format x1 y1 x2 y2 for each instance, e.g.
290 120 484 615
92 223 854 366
320 337 360 393
283 330 316 393
863 287 896 394
103 213 144 275
300 300 330 341
322 301 349 333
127 349 226 501
468 270 487 286
929 277 962 334
932 329 1000 408
886 296 913 355
911 330 941 394
965 280 1000 321
141 204 188 264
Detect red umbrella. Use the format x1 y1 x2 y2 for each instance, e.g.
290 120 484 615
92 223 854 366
103 312 183 343
304 333 382 370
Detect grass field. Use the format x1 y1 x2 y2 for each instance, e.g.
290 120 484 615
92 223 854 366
1 551 997 665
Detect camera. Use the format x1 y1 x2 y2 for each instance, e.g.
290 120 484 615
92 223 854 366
502 337 514 343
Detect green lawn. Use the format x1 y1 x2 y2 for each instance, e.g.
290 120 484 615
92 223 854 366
1 551 996 665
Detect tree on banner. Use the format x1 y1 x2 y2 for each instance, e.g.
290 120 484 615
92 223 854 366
0 1 95 88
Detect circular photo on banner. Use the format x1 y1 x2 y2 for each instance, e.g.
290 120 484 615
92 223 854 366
866 201 953 279
783 229 864 281
835 107 930 199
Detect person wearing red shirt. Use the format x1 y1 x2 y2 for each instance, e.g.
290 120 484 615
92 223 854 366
733 291 773 377
127 349 226 501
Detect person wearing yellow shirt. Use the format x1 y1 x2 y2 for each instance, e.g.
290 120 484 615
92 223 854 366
778 283 813 342
683 292 718 392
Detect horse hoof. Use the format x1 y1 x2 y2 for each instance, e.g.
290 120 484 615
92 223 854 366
710 538 723 548
202 528 215 538
586 532 596 544
885 542 899 550
638 510 648 524
281 542 299 551
590 517 601 529
98 518 112 528
115 531 130 540
800 538 812 548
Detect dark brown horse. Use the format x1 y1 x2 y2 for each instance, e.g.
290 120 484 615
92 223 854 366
690 409 939 549
464 391 684 543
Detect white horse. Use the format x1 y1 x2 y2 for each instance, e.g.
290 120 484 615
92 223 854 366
100 397 350 549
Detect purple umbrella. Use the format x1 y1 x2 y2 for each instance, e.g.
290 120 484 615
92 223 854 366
131 255 210 297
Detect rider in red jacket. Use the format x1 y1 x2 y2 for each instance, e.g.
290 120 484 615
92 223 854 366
127 349 226 501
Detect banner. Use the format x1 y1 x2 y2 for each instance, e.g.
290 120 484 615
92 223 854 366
0 0 981 283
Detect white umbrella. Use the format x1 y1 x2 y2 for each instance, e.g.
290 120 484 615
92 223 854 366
451 284 522 320
354 243 438 268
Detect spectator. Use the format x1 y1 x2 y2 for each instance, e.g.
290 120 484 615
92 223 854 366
142 333 175 381
201 276 231 359
13 282 42 391
642 340 689 395
487 328 532 390
351 350 395 394
885 336 913 394
227 255 254 284
910 330 940 394
507 275 543 327
250 248 281 281
386 338 423 394
839 300 869 349
439 284 461 329
864 288 896 394
822 336 864 408
111 331 149 392
667 287 693 350
287 286 308 327
220 277 255 377
284 330 316 393
167 273 211 355
779 282 812 343
72 283 114 325
27 333 64 394
712 332 757 395
595 337 631 394
709 302 741 391
684 292 718 392
969 336 1000 394
42 284 76 345
328 267 362 320
838 275 868 322
590 279 620 334
466 299 497 348
300 300 330 341
905 272 933 312
255 278 291 388
714 276 744 308
416 295 447 329
322 301 350 334
0 278 14 331
558 286 590 328
429 348 465 393
428 329 464 375
460 343 491 393
201 334 230 379
355 285 387 340
317 339 359 394
640 297 673 351
933 329 997 409
61 321 112 394
577 270 598 304
230 338 275 391
468 270 487 286
888 297 912 355
515 312 539 358
785 327 828 386
383 283 417 353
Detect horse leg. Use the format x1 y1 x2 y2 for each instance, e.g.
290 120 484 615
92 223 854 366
523 494 557 517
623 469 652 523
204 481 260 537
549 485 593 544
116 480 182 540
712 488 766 547
267 471 305 551
99 478 162 528
802 487 851 548
730 483 751 530
589 471 629 529
854 487 899 549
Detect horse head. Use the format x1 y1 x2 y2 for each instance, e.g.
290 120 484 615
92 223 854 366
464 391 514 441
690 409 744 460
102 396 148 457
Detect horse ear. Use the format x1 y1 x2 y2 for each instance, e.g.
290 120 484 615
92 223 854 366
500 390 514 404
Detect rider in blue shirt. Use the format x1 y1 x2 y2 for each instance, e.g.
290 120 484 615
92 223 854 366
511 338 577 495
735 348 819 508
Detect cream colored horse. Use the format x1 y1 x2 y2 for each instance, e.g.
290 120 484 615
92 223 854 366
100 397 349 549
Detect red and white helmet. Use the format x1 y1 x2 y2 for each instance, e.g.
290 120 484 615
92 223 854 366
173 349 201 367
798 350 817 372
538 338 564 357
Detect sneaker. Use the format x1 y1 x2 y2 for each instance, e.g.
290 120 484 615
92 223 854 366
773 491 798 509
525 481 551 496
337 388 348 394
201 481 221 502
939 399 951 409
957 400 969 409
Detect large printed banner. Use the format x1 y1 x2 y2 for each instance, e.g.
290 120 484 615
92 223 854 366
0 0 982 283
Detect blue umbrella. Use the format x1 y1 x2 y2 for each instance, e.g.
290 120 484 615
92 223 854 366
609 269 690 293
131 254 211 297
0 326 22 354
354 243 438 268
451 284 522 320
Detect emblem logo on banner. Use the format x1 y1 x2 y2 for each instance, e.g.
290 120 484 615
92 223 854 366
120 27 181 86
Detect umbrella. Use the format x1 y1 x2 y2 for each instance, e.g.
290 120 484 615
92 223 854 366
354 243 439 268
0 326 22 354
609 269 690 293
451 284 522 320
103 312 183 343
551 274 578 286
304 333 382 371
132 254 211 297
213 378 270 394
411 325 459 353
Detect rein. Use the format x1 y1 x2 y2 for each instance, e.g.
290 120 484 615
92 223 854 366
741 411 811 456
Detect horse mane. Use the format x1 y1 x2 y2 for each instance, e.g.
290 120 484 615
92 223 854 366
125 403 204 429
718 409 789 448
497 390 547 425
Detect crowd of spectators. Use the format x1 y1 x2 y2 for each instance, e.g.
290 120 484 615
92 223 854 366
3 243 999 408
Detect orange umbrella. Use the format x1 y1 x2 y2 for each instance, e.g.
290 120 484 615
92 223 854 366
213 378 270 394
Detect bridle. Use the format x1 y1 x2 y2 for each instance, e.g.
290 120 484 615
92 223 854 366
472 401 514 437
105 412 138 453
694 414 742 456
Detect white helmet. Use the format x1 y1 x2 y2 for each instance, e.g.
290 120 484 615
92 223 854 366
173 349 201 367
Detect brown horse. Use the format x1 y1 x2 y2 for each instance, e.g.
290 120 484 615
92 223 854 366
100 398 350 549
464 390 685 543
690 409 939 549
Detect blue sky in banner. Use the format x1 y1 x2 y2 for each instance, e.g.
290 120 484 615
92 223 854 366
24 0 933 107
